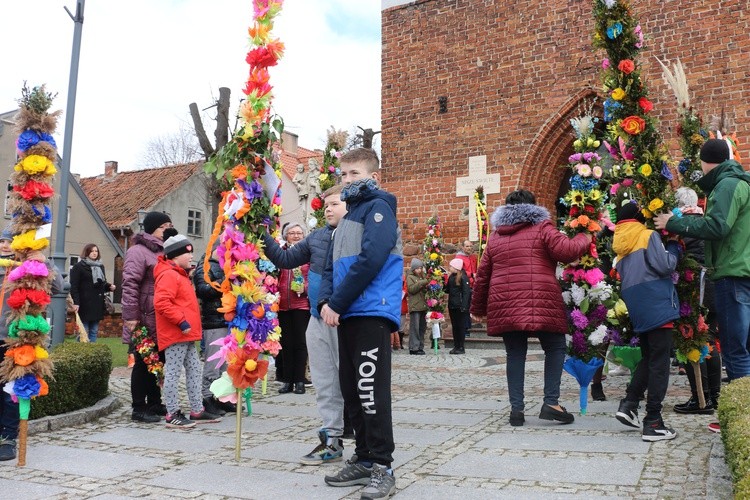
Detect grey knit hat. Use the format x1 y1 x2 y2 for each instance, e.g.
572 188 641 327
163 233 193 259
410 258 424 271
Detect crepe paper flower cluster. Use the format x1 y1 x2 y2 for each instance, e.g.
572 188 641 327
202 3 285 419
0 83 58 466
422 216 446 327
131 326 164 383
309 127 347 228
474 186 489 260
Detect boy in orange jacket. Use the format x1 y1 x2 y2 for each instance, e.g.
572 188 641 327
155 229 222 428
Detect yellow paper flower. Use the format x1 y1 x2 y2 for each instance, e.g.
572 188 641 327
614 299 628 317
623 164 635 176
606 308 616 319
11 230 49 251
15 155 57 175
319 173 329 182
642 208 653 219
34 346 49 359
580 255 596 268
430 253 438 260
648 198 664 212
568 190 585 207
686 349 701 363
611 88 626 101
588 189 602 201
232 327 246 343
639 163 652 176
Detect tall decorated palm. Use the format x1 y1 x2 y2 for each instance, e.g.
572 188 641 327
308 127 347 228
202 0 284 461
593 0 708 386
0 83 59 465
423 216 446 353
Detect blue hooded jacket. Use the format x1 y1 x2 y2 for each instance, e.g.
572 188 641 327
318 180 403 328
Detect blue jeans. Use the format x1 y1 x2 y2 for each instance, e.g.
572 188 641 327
713 277 750 381
502 332 566 412
81 320 100 343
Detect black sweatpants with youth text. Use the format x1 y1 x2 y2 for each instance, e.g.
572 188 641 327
338 316 394 466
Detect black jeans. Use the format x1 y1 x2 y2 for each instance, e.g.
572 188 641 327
626 328 673 419
450 308 468 350
0 343 18 440
338 316 394 467
131 349 164 411
278 309 311 383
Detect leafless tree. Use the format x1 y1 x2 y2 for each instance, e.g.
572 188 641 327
348 125 381 149
137 123 203 168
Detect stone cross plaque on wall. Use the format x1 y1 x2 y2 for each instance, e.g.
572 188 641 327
456 155 501 241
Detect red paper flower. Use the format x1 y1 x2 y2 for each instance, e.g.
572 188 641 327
679 323 694 339
245 46 278 68
617 59 635 74
13 180 54 201
621 116 646 135
311 197 324 211
638 97 654 113
7 288 51 309
227 348 269 389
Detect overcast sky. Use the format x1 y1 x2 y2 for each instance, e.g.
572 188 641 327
0 0 381 177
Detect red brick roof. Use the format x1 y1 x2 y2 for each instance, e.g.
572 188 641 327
79 162 202 229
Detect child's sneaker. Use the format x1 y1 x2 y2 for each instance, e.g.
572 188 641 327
642 418 677 442
189 409 222 423
615 398 640 428
301 429 343 465
166 411 196 428
360 463 396 499
324 459 372 487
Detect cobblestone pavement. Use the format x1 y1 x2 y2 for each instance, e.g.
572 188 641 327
0 346 733 499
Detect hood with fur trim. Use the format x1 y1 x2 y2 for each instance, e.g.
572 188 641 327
490 203 550 230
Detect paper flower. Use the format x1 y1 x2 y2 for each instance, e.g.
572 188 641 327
15 155 57 175
226 348 269 389
8 315 50 338
7 288 51 309
621 116 646 135
7 260 49 281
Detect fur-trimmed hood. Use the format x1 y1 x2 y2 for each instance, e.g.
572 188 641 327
490 203 550 230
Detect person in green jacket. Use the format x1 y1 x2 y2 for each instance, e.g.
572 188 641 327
406 258 429 355
655 138 750 382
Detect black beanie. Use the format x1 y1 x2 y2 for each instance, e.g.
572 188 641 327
699 139 730 164
143 211 172 235
163 233 193 259
616 201 645 223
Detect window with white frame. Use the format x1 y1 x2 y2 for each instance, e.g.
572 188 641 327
187 209 202 237
69 255 79 272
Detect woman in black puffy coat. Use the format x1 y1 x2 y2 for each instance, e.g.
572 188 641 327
70 243 115 342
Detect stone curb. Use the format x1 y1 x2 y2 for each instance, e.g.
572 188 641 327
27 394 122 436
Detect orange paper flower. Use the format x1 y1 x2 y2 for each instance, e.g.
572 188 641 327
621 116 646 135
227 348 269 389
6 345 36 366
36 376 49 396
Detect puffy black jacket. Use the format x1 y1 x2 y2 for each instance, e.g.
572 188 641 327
193 254 225 330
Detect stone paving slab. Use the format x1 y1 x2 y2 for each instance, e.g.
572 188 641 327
211 414 300 434
81 427 234 453
475 432 650 454
9 444 162 479
434 451 645 486
145 462 359 499
393 427 455 446
393 397 509 411
522 415 643 433
250 401 319 418
0 477 77 498
242 440 421 469
395 482 627 499
393 409 489 426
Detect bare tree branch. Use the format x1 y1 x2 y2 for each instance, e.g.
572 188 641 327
138 124 203 168
214 87 230 151
189 102 214 159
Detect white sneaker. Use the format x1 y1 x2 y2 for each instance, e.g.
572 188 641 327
608 365 629 376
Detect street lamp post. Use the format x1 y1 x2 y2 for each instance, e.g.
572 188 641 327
50 0 85 347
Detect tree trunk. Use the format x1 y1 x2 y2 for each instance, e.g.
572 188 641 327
215 87 230 151
189 102 214 159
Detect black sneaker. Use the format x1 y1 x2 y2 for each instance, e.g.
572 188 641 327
132 410 161 423
189 409 222 423
149 403 168 416
509 410 524 427
539 404 574 424
324 459 372 487
674 396 714 415
216 399 237 414
166 411 196 428
0 440 16 461
642 418 677 441
616 399 640 428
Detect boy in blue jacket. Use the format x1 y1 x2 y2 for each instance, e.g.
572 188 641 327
612 201 681 442
319 148 402 499
263 184 349 464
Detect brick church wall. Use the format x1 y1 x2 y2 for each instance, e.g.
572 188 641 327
382 0 750 251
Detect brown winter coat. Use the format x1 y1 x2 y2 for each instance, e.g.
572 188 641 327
470 203 589 336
